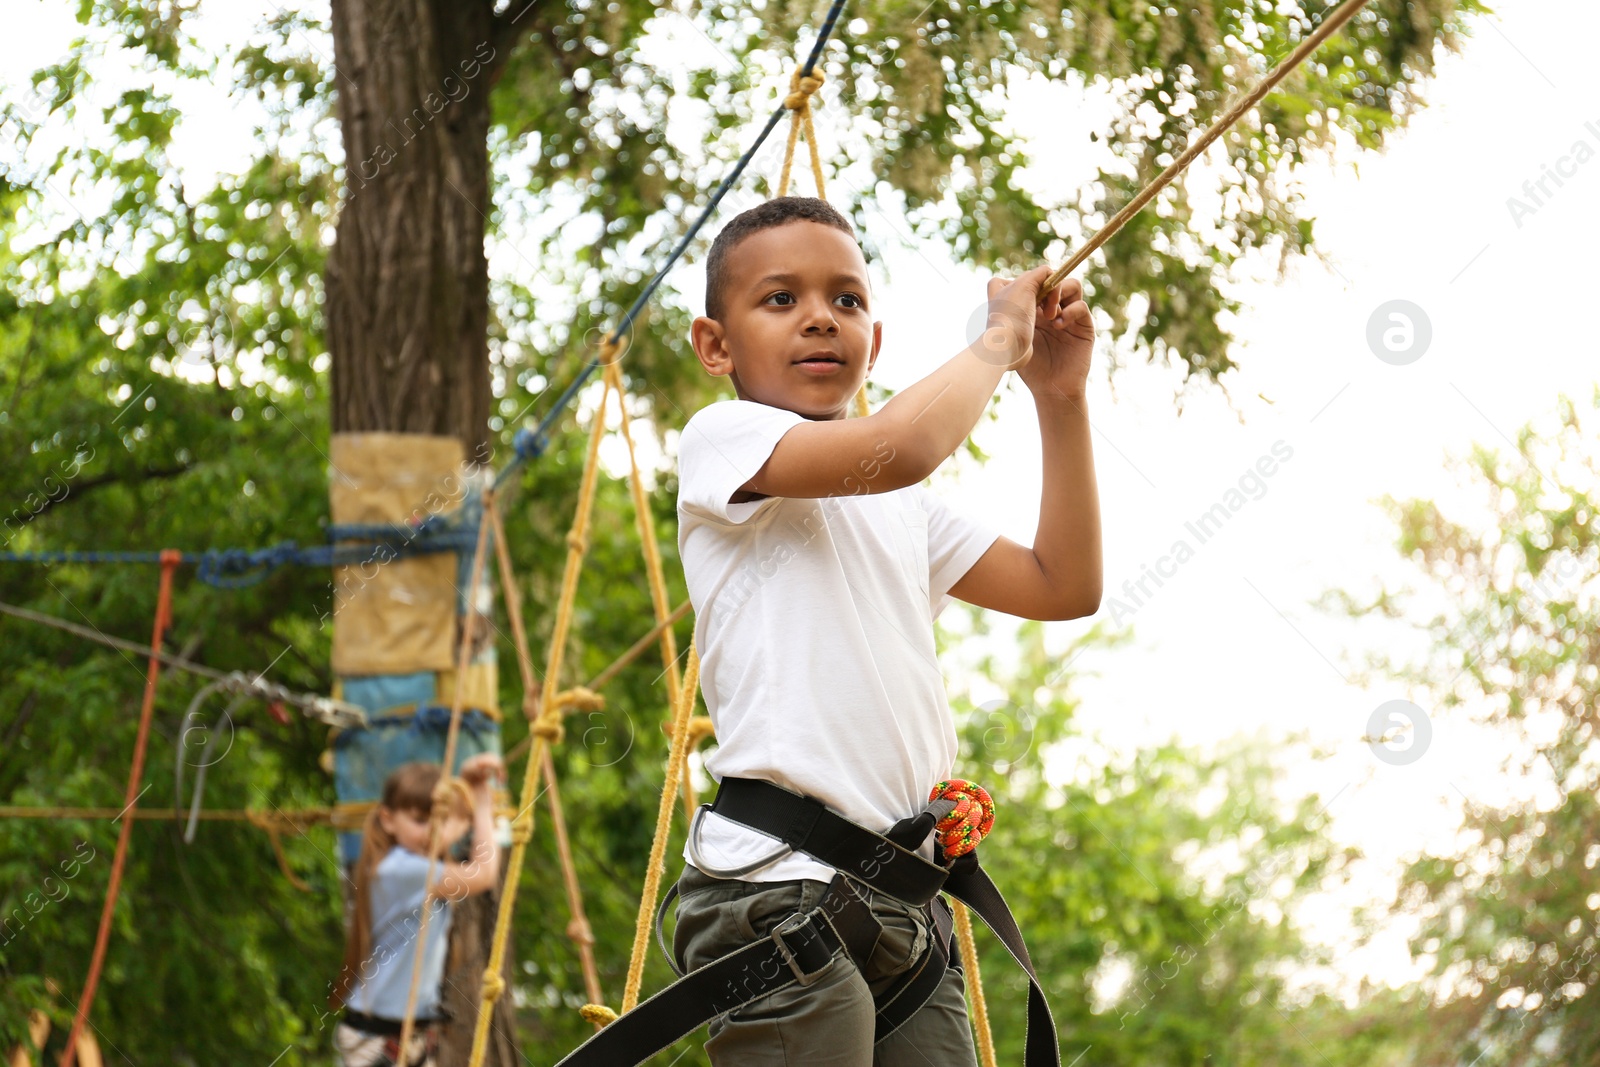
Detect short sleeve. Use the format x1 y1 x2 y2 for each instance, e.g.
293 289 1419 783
678 400 808 526
376 847 432 902
913 484 1002 616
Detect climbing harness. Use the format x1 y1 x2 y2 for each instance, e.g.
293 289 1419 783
555 775 1057 1067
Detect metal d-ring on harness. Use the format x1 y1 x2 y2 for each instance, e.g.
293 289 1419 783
554 777 1061 1067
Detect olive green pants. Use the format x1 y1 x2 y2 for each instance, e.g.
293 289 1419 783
671 863 980 1067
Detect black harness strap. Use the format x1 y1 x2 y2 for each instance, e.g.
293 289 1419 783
870 892 957 1043
555 778 1062 1067
710 777 950 906
557 874 879 1067
943 854 1058 1067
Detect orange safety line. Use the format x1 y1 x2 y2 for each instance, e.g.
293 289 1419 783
60 549 181 1067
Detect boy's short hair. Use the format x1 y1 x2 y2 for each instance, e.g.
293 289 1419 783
704 196 859 322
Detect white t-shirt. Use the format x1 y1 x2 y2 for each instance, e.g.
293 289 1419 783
676 398 1001 883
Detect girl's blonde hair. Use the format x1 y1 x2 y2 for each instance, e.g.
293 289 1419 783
330 760 463 1008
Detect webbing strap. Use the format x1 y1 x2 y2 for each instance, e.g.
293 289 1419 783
557 875 879 1067
573 781 1063 1066
710 777 949 906
871 893 956 1043
944 855 1059 1066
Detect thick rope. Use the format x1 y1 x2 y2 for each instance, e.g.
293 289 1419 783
541 744 605 1011
954 901 997 1067
929 779 996 861
500 598 694 767
396 500 495 1058
60 551 179 1067
488 480 607 1018
1043 0 1374 290
778 67 827 198
604 360 682 700
603 360 700 822
619 639 701 1015
466 369 617 1067
245 809 312 892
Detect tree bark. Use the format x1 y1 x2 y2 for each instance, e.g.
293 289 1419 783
440 875 521 1067
326 3 517 1064
327 0 497 457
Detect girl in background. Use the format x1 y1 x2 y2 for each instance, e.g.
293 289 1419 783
331 753 504 1067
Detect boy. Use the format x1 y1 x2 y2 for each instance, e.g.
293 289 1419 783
672 196 1101 1066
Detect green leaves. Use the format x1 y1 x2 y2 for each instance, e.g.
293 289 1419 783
0 0 1494 1061
1341 388 1600 1065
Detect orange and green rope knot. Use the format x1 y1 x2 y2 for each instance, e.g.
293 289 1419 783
928 779 995 860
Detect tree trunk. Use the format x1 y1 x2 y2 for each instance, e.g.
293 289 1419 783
440 875 522 1067
327 0 497 459
326 3 516 1064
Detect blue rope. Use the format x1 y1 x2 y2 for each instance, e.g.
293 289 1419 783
493 0 851 491
1 5 854 577
0 528 480 589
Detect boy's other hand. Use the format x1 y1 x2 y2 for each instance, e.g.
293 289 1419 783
981 265 1057 371
1018 275 1094 402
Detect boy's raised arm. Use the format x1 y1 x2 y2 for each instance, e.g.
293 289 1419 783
947 274 1102 621
740 266 1058 501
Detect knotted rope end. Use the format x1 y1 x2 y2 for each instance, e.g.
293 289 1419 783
784 68 825 111
928 779 996 861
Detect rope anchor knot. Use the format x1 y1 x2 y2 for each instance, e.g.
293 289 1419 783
778 66 827 198
784 69 825 110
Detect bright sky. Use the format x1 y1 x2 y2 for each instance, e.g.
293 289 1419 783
6 0 1592 1003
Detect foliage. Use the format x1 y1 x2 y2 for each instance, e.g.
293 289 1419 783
1326 389 1600 1067
0 0 1491 1062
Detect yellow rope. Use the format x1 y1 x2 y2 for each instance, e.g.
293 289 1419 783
774 66 871 421
466 361 618 1067
604 360 682 699
954 900 997 1067
603 360 697 822
1042 0 1374 289
778 67 827 198
617 639 701 1015
397 490 495 1057
467 0 1382 1049
488 486 608 1016
663 714 717 748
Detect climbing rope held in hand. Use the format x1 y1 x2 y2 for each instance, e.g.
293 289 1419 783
929 779 996 861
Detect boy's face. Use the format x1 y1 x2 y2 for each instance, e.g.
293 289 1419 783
691 220 882 420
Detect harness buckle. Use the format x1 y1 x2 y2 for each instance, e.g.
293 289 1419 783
769 911 831 987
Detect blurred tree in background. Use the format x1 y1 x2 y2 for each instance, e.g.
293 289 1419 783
0 0 1486 1062
1334 389 1600 1067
